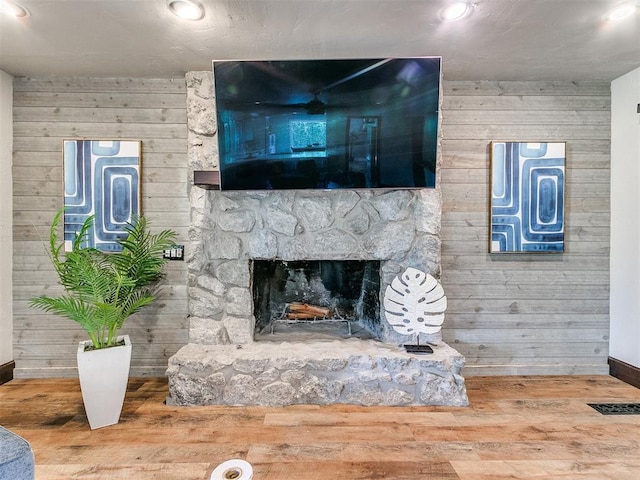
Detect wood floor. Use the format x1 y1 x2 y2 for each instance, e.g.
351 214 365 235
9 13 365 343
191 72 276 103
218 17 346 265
1 375 639 480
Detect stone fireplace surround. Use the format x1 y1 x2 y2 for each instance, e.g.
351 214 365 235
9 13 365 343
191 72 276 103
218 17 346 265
166 72 468 407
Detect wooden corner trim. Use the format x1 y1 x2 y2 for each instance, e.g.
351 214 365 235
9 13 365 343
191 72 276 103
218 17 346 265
609 356 640 390
0 360 15 385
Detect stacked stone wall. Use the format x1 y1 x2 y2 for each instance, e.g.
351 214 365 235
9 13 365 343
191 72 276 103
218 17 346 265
167 71 467 407
185 71 443 346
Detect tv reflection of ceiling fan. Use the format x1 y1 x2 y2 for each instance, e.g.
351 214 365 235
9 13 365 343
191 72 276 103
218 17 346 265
251 93 343 115
301 94 329 115
227 59 393 115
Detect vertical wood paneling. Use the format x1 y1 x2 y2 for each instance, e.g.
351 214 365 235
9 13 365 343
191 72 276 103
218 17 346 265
12 77 190 378
440 81 611 375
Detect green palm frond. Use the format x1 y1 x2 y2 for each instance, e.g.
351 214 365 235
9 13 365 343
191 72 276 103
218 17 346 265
30 208 177 349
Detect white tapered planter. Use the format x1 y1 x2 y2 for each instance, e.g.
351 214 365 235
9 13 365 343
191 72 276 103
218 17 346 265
77 335 132 430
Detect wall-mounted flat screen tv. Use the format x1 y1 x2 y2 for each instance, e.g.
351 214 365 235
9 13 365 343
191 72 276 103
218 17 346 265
213 57 441 191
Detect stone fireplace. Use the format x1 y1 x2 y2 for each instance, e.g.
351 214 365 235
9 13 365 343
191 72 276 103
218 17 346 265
166 72 468 407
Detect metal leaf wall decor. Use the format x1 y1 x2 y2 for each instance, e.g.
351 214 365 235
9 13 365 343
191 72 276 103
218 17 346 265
383 267 447 336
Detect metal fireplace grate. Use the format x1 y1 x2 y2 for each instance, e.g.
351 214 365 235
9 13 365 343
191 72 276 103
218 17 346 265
587 403 640 415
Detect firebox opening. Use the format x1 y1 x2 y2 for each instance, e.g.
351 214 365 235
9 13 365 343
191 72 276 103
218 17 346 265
252 260 381 340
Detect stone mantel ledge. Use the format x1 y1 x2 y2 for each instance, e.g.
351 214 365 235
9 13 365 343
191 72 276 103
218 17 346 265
166 340 468 407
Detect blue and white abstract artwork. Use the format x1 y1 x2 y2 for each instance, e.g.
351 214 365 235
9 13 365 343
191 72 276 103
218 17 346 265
63 139 141 252
490 142 565 253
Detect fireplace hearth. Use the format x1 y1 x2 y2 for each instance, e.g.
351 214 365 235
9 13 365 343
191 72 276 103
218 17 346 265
165 71 468 407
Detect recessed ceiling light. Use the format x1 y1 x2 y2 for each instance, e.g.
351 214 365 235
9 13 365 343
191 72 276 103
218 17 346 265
441 1 473 21
0 0 29 18
167 0 204 21
607 1 637 21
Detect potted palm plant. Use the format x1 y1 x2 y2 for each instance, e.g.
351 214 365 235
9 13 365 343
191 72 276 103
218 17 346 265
30 209 176 429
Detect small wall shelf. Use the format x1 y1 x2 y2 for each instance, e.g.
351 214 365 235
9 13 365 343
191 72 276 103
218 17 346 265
193 170 220 190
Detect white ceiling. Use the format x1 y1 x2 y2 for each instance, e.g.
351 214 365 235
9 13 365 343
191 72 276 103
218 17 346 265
0 0 638 81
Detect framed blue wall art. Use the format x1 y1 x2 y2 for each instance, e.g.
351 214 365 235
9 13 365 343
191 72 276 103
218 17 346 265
490 142 565 253
63 139 141 252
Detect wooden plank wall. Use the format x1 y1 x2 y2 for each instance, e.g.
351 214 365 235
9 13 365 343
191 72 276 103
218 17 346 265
440 81 611 375
12 77 190 377
11 78 611 377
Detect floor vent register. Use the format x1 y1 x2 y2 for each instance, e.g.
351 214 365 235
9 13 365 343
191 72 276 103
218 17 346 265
588 403 640 415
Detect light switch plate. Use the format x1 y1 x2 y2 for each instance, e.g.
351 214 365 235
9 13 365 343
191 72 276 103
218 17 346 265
163 245 184 261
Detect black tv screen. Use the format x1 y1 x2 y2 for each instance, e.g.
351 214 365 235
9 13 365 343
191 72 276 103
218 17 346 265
213 57 441 191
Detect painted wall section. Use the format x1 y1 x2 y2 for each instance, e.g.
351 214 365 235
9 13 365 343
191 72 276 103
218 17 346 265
610 67 640 368
0 70 13 366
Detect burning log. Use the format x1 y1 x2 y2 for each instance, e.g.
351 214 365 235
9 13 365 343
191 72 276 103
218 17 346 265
286 302 331 319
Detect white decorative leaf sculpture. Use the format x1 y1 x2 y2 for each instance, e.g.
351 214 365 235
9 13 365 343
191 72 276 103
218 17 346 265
383 267 447 336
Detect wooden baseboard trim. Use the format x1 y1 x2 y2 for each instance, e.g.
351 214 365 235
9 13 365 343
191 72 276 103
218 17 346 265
609 357 640 389
0 360 15 385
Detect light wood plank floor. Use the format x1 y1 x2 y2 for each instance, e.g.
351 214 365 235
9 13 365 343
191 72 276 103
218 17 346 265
1 375 639 479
